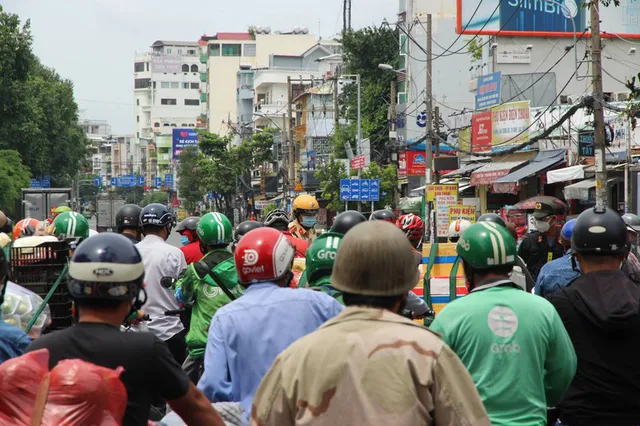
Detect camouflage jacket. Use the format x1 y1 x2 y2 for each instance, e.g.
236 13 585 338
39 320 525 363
250 307 490 426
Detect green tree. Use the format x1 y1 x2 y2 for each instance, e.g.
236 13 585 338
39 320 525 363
360 162 398 210
177 146 206 210
140 191 169 207
0 6 88 187
261 202 278 216
315 158 348 212
0 150 31 216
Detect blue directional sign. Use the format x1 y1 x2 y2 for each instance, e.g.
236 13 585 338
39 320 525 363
138 176 145 186
40 176 51 189
117 175 137 188
30 179 42 189
110 177 117 186
165 174 174 187
155 177 162 187
475 71 502 110
339 179 380 202
93 177 102 187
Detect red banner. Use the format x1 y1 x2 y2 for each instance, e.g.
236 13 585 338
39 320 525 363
350 155 366 170
471 111 492 153
404 151 427 176
398 152 407 178
470 169 512 185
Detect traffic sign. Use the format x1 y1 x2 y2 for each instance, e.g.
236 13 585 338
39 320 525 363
294 181 304 191
110 177 117 186
339 179 380 202
93 177 102 187
117 175 136 188
165 174 174 187
30 179 42 189
138 176 145 186
40 176 51 189
155 177 162 187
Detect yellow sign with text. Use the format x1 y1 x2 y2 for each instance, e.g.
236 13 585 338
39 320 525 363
426 184 458 202
448 205 477 224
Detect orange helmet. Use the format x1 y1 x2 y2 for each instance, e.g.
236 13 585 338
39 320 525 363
13 218 40 240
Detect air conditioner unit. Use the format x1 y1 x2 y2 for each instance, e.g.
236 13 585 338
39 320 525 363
602 92 614 102
560 94 570 104
616 91 630 102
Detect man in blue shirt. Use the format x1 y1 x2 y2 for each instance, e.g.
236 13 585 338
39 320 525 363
535 219 579 297
0 250 31 363
197 227 343 416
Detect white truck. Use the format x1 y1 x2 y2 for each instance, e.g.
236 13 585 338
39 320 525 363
20 188 73 221
96 196 126 233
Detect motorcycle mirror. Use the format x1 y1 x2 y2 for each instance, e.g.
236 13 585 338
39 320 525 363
160 276 176 289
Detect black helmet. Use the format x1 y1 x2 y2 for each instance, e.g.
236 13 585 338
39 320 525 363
234 221 264 242
330 210 367 235
67 233 145 301
622 213 640 233
572 206 628 256
478 213 506 228
140 203 173 228
264 209 290 230
116 204 142 232
369 209 397 223
176 216 200 233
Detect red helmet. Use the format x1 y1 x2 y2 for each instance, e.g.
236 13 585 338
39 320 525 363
12 218 40 240
234 227 295 285
397 214 424 244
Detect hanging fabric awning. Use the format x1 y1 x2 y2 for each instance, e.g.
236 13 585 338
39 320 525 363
470 161 528 185
494 149 566 183
563 177 622 200
547 165 585 184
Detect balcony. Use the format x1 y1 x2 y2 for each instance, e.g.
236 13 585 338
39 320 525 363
254 103 286 116
200 54 208 64
238 87 254 100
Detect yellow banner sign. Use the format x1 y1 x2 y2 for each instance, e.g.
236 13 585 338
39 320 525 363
448 205 477 223
426 184 458 202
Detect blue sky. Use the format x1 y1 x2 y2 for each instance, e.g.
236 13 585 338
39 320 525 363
3 0 397 133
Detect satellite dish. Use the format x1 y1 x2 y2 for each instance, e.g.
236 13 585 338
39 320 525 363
293 26 301 34
301 26 309 34
255 26 263 34
264 27 271 34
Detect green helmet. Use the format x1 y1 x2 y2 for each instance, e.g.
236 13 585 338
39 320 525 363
305 232 343 283
456 222 516 269
50 211 90 240
53 205 72 215
197 212 233 245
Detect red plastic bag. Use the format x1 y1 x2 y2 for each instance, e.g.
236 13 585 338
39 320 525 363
0 349 127 426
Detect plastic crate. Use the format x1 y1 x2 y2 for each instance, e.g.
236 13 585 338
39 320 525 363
9 241 72 331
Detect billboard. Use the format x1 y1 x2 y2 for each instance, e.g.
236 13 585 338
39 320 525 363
471 101 531 152
475 71 502 110
151 54 183 73
457 0 640 38
172 128 199 159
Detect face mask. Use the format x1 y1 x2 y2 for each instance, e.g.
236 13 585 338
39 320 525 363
534 219 551 233
180 235 190 246
301 216 316 228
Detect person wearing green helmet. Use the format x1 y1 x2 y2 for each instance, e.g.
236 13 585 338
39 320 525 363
49 211 90 241
430 222 577 426
174 212 244 383
303 232 345 303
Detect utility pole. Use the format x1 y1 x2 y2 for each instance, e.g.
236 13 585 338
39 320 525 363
390 80 398 206
287 76 295 186
434 105 440 184
425 14 433 186
282 113 288 206
590 1 607 207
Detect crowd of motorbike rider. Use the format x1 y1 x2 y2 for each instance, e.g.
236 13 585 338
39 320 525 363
1 193 640 426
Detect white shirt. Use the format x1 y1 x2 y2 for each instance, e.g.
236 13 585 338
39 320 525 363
136 234 187 341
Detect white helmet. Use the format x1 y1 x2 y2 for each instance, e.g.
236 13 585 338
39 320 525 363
448 219 472 242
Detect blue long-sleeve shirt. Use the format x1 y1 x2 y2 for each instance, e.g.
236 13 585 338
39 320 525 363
0 319 31 364
535 250 580 298
197 282 343 414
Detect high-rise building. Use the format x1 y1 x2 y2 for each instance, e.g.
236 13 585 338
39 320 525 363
133 40 203 185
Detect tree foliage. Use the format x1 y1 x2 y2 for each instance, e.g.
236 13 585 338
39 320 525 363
315 158 348 212
0 150 31 216
177 146 206 210
360 162 398 210
338 26 399 161
140 191 169 207
0 6 88 188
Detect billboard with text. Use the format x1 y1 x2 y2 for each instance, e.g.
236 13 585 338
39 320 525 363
457 0 640 39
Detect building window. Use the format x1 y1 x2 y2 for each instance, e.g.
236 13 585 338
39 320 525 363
161 81 170 89
161 98 177 105
209 43 220 56
136 115 140 123
181 123 188 127
134 62 145 72
182 82 190 89
178 48 183 54
182 64 189 72
154 122 160 127
187 49 196 55
398 54 406 70
163 123 170 127
400 35 408 54
243 44 256 57
134 78 151 89
136 99 140 106
146 62 150 71
188 123 195 127
184 99 200 106
222 44 241 57
153 81 156 89
170 82 179 89
171 123 177 127
137 132 140 138
398 81 406 93
167 48 172 54
190 64 198 72
398 93 407 104
190 82 200 89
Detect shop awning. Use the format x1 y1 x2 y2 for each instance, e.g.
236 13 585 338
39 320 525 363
442 162 487 178
470 160 528 185
547 165 585 184
563 177 622 200
495 149 566 183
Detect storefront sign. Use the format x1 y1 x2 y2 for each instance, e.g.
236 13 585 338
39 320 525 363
426 184 458 202
448 205 477 223
471 111 492 152
435 195 459 237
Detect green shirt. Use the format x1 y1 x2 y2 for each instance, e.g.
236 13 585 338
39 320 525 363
176 249 244 358
430 283 576 426
308 275 344 305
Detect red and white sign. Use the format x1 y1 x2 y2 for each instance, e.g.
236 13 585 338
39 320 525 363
398 152 407 178
471 111 492 153
350 155 366 170
404 151 427 176
470 169 512 185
